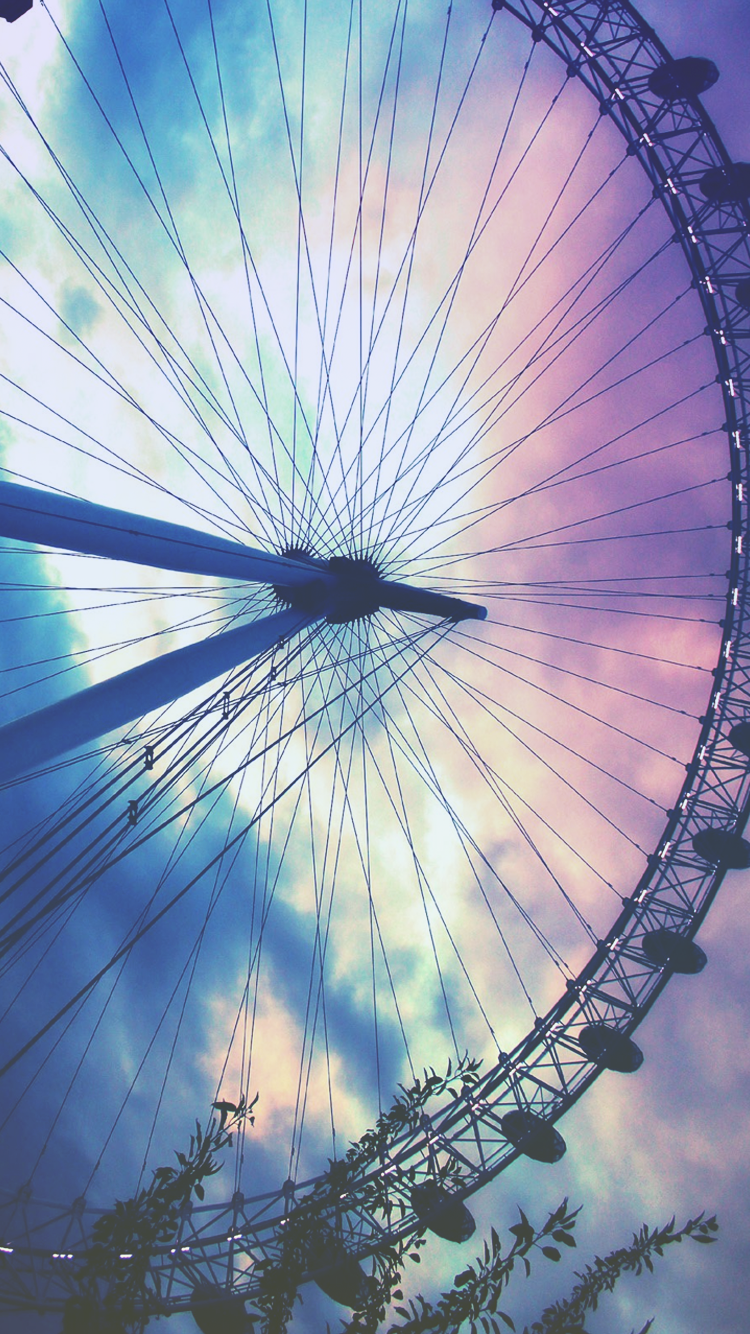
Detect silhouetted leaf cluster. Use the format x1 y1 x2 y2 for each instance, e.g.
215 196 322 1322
59 1076 719 1334
379 1199 579 1334
522 1211 718 1334
61 1094 256 1333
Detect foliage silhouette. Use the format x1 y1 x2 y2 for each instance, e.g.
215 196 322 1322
59 1078 717 1334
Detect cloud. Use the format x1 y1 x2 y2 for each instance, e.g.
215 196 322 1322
2 3 749 1331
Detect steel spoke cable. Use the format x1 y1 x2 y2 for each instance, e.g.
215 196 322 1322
422 654 660 846
94 0 263 493
390 647 618 910
1 704 249 1131
365 617 587 958
387 568 722 608
348 207 669 562
0 621 298 928
308 619 418 1087
232 645 309 1182
9 17 314 535
0 280 279 542
315 3 499 529
291 0 309 530
361 634 580 997
490 591 721 627
301 625 417 1085
393 367 715 567
373 99 612 553
433 652 668 813
491 523 726 554
323 52 569 542
362 664 546 1022
239 616 466 1101
358 192 660 539
132 746 261 1195
0 588 254 704
159 0 294 537
70 740 258 1195
391 385 717 571
511 426 724 504
291 625 387 1172
262 0 367 546
490 474 725 553
205 0 286 542
304 0 358 550
0 620 451 1078
491 587 722 606
0 275 268 537
388 634 619 914
488 582 721 603
355 665 464 1062
0 403 273 555
364 0 456 548
379 275 698 558
166 0 351 547
286 629 359 1175
450 625 686 764
301 0 455 543
358 0 410 548
369 206 670 555
0 83 275 525
365 42 539 556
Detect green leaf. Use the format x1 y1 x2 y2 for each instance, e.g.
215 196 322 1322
498 1313 516 1330
541 1247 561 1262
553 1230 576 1247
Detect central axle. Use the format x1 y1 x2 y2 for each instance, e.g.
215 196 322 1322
275 554 487 625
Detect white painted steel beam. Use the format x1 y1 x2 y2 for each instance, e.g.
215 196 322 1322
0 481 331 588
0 606 321 783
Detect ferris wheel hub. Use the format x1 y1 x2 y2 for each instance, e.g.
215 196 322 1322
274 552 487 624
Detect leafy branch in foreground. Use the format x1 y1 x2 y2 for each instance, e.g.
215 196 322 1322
374 1199 580 1334
63 1094 257 1332
60 1069 719 1334
524 1211 719 1334
332 1205 718 1334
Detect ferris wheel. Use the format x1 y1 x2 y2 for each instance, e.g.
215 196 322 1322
1 0 749 1328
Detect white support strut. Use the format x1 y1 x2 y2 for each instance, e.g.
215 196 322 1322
0 481 485 782
0 481 333 588
0 606 322 783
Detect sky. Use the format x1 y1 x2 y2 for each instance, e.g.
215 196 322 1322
0 1 749 1331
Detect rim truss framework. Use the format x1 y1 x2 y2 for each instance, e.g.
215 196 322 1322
2 0 750 1319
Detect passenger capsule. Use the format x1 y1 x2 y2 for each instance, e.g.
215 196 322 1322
307 1230 369 1308
411 1181 476 1243
647 57 719 101
729 719 750 756
642 928 707 973
579 1023 643 1073
699 163 750 203
500 1109 566 1163
692 827 750 868
0 0 32 18
189 1285 253 1334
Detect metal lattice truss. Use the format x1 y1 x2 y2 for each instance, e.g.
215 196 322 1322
2 0 750 1319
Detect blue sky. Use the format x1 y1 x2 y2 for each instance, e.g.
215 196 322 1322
0 1 749 1330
